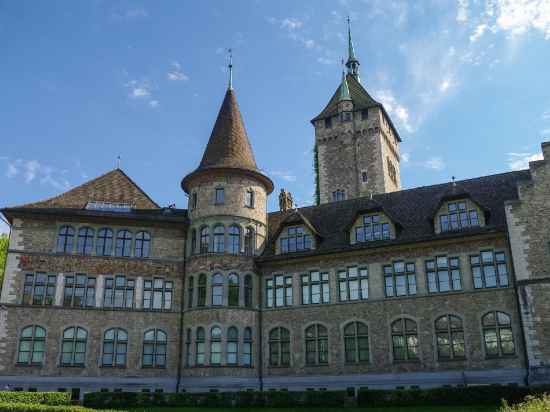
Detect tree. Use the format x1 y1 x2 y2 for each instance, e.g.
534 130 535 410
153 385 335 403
0 234 8 292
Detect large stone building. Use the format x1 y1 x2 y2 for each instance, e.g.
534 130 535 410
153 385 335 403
1 25 549 398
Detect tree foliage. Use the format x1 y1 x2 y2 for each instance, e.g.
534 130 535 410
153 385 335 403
0 234 8 292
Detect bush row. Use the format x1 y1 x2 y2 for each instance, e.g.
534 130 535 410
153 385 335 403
0 394 70 407
357 385 550 407
499 394 550 412
0 402 119 412
84 390 349 409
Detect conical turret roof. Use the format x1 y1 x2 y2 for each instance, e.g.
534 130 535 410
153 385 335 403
182 88 273 193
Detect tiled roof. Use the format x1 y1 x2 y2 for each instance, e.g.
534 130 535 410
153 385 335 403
199 89 257 171
14 169 160 210
262 170 532 259
311 74 402 142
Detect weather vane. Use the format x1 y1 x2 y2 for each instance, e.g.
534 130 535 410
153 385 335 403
227 48 233 90
116 155 121 169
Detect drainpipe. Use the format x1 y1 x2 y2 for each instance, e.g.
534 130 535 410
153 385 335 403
176 250 187 392
258 301 264 391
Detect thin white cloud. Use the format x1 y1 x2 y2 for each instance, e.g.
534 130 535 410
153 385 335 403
423 157 446 171
3 158 70 190
317 56 335 65
470 23 489 42
457 0 470 22
401 152 411 163
374 89 414 133
149 100 159 108
270 170 297 182
507 152 544 170
542 110 550 120
280 18 304 31
495 0 550 39
167 62 189 81
124 79 158 108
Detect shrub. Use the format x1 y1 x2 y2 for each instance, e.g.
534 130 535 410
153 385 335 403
84 389 347 408
357 385 550 408
499 394 550 412
0 393 70 407
0 402 119 412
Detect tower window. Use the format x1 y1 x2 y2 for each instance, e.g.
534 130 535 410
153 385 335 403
332 190 346 202
245 189 255 208
361 109 368 120
324 117 332 129
387 158 397 184
215 188 225 205
361 171 368 183
191 193 198 210
341 112 352 123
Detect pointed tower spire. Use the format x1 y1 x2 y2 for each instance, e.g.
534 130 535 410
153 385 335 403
345 17 360 82
228 48 233 90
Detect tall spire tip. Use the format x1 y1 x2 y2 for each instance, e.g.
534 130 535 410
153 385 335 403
227 48 233 90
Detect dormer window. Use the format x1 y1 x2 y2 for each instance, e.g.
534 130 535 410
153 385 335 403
356 214 391 243
341 112 352 123
215 188 225 205
332 190 346 202
324 117 332 129
280 226 312 253
440 201 480 232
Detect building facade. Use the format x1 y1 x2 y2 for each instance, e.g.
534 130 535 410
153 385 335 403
1 26 549 397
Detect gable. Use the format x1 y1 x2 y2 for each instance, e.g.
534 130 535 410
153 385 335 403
17 169 160 210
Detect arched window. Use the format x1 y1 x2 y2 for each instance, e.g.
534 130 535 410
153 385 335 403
196 327 205 365
115 230 132 257
244 275 253 308
228 273 239 307
391 318 419 361
210 326 222 365
187 276 194 308
211 274 223 306
227 326 239 365
96 228 113 256
269 327 290 367
200 227 210 254
197 274 206 307
56 226 75 253
244 227 255 256
17 325 46 365
134 231 151 258
482 311 515 357
344 321 369 363
61 327 87 366
213 225 225 253
143 329 167 368
305 324 328 365
76 227 95 255
102 328 128 367
242 327 252 366
435 314 465 360
191 229 197 255
228 225 241 254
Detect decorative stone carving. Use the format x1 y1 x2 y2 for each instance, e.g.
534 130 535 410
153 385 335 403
279 189 294 212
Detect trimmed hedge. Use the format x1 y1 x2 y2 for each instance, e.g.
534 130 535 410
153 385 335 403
0 394 70 407
84 390 348 409
499 394 550 412
0 402 119 412
357 385 550 407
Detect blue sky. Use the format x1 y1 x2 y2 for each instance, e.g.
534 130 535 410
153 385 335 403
2 0 550 233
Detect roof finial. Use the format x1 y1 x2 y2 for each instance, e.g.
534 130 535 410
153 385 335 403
345 16 360 82
116 155 121 169
227 48 233 90
339 58 352 102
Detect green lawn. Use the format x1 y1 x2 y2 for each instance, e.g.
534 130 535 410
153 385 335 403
127 407 499 412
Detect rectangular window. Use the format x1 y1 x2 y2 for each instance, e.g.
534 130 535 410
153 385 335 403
63 274 96 307
191 193 198 209
301 271 330 305
215 188 225 205
280 226 312 253
324 117 332 129
339 267 368 301
361 109 368 120
143 278 173 310
266 275 293 308
384 261 417 297
439 201 480 232
425 257 462 293
103 275 135 309
355 214 391 243
23 273 57 306
471 251 509 289
245 190 255 208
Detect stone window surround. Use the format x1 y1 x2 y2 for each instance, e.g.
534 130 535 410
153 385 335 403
383 261 417 298
265 274 293 308
425 256 462 294
141 328 168 369
434 198 485 235
433 313 466 361
19 272 177 311
186 271 255 309
342 320 370 364
480 310 516 359
185 324 254 368
60 326 88 367
470 250 510 289
54 223 153 259
349 212 395 245
303 322 329 366
389 316 420 363
268 325 291 367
